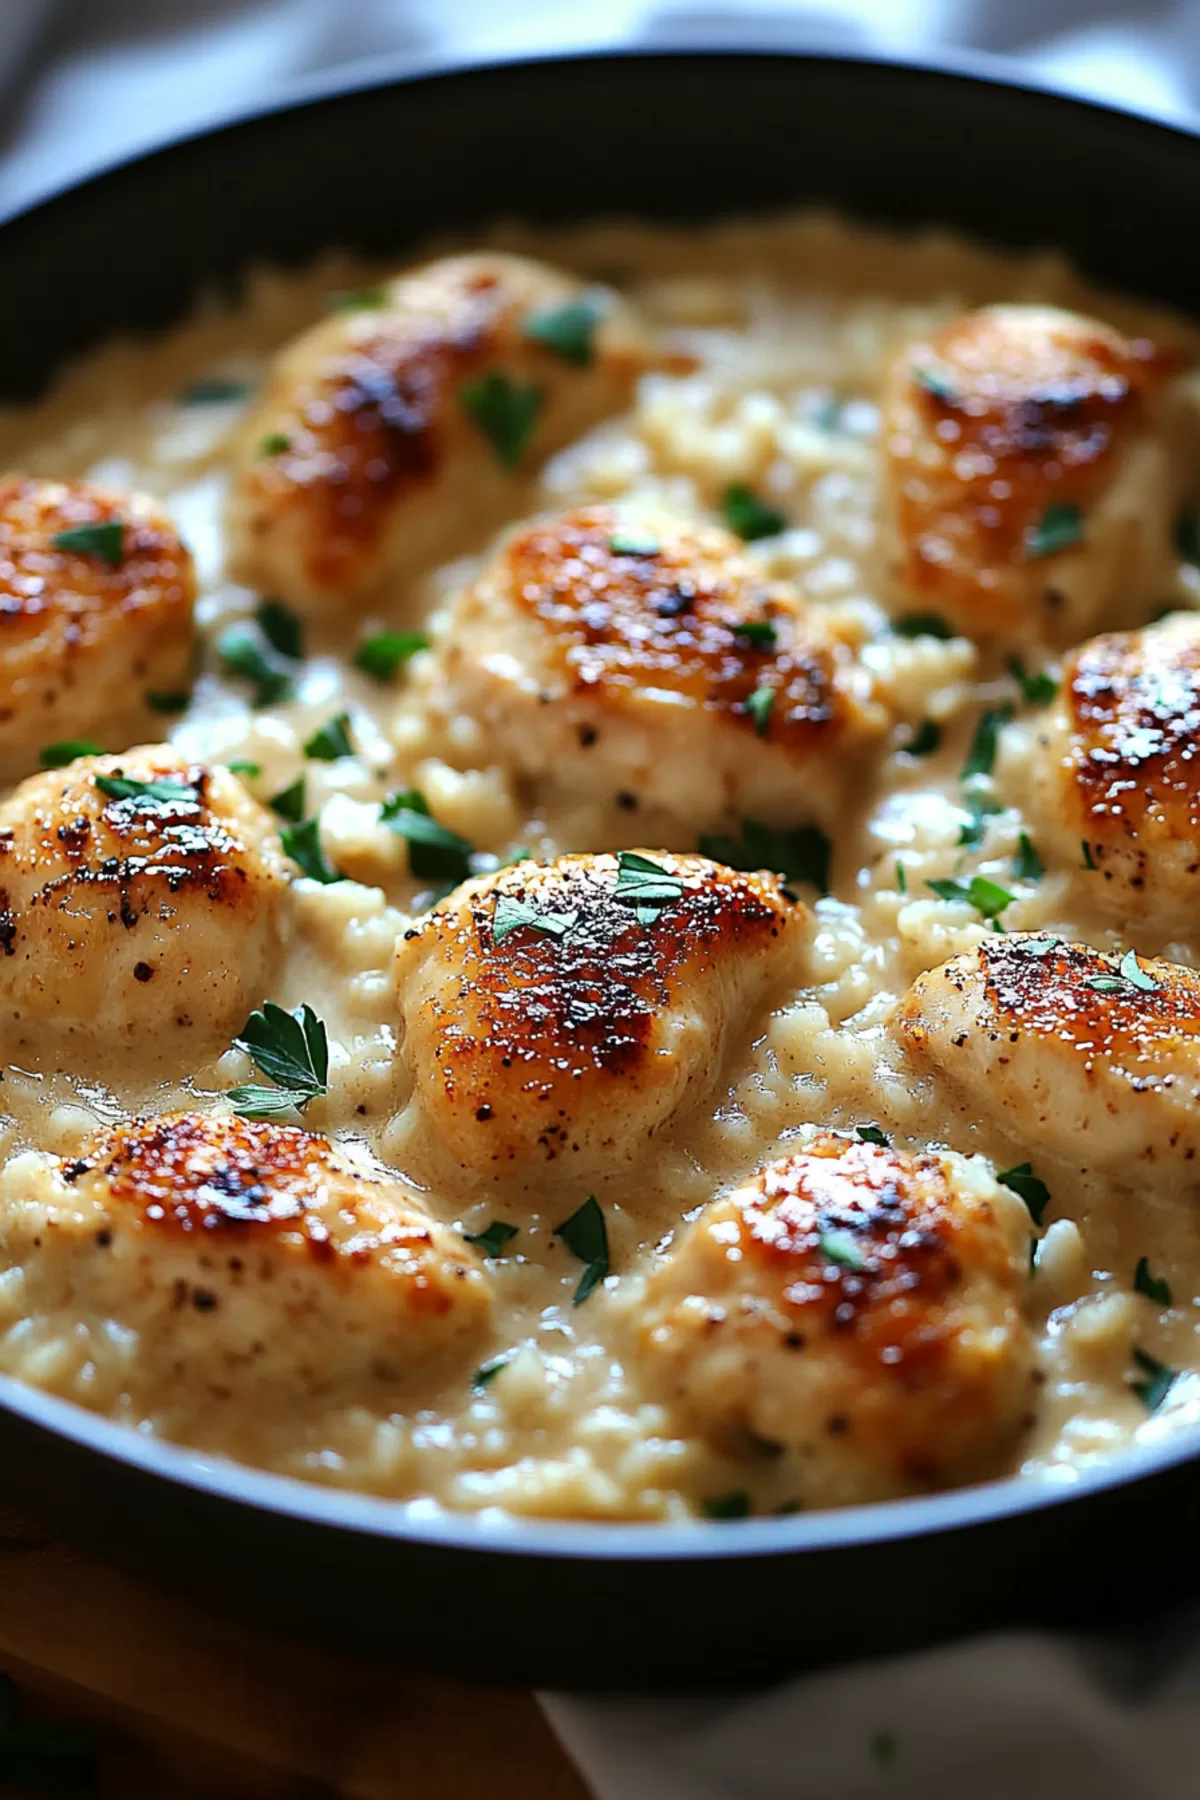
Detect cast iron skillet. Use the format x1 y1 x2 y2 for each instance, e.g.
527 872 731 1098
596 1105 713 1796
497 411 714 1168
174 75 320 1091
0 44 1199 1689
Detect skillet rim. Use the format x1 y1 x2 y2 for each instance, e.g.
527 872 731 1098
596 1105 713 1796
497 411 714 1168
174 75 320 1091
0 37 1198 1565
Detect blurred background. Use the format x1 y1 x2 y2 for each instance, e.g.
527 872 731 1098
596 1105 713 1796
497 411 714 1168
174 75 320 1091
1 0 1199 214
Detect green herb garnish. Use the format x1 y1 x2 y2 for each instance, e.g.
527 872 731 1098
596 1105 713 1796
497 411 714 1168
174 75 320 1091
52 520 124 566
256 597 304 660
1134 1257 1172 1307
608 530 660 557
492 893 579 945
464 1221 519 1258
997 1162 1050 1225
722 483 787 541
353 629 430 681
1119 947 1159 991
179 376 250 403
926 874 1014 923
895 860 908 894
961 705 1013 780
914 365 956 402
1026 502 1083 559
702 1491 752 1520
259 432 291 456
229 999 328 1117
1015 934 1061 956
905 719 941 757
819 1229 870 1272
95 774 194 806
553 1195 609 1304
472 1357 509 1391
39 739 101 768
1007 654 1058 706
380 790 475 887
146 689 191 714
269 775 306 822
613 850 685 924
280 816 345 884
1081 840 1098 871
460 371 543 469
957 788 1003 849
743 685 774 736
1013 833 1045 882
226 759 262 778
732 619 778 650
856 1125 890 1146
523 295 602 366
698 818 832 895
1130 1346 1177 1413
891 612 954 640
216 624 294 706
329 287 388 312
303 712 354 762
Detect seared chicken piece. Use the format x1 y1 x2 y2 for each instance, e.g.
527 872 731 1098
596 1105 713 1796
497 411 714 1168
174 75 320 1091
881 305 1178 641
227 253 653 613
393 852 809 1195
0 476 195 781
1033 615 1200 931
894 934 1200 1176
636 1132 1032 1506
0 1113 490 1431
437 503 885 828
0 747 288 1062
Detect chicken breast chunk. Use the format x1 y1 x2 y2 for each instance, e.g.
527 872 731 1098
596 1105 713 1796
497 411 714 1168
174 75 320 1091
0 747 289 1064
1032 614 1200 932
227 253 653 613
893 934 1200 1176
0 1112 490 1438
881 305 1179 641
392 851 809 1196
436 502 885 828
0 476 195 781
635 1131 1032 1506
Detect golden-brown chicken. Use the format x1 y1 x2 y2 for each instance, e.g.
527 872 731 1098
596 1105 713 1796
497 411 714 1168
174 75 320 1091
227 254 654 613
436 502 885 827
893 934 1200 1176
1032 614 1200 931
635 1131 1033 1506
0 747 288 1064
0 1113 491 1438
881 305 1178 641
0 476 195 781
392 851 809 1196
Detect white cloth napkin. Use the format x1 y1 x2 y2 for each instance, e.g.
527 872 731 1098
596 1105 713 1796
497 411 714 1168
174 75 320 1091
2 5 1200 1798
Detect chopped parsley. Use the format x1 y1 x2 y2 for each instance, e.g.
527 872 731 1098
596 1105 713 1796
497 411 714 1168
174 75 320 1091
961 705 1013 780
51 520 124 565
904 719 941 757
95 774 194 806
895 860 907 894
926 873 1014 923
227 759 262 778
464 1220 519 1258
259 432 291 456
1130 1346 1177 1413
553 1194 609 1304
743 685 774 736
257 598 304 660
216 624 295 706
1015 934 1061 957
380 790 474 887
146 688 191 714
1085 949 1160 995
460 371 543 469
914 364 956 402
303 712 354 762
856 1125 890 1146
819 1228 870 1272
997 1162 1050 1225
40 739 101 767
279 816 345 885
492 893 579 945
472 1357 509 1391
353 629 429 681
1081 840 1098 871
328 286 388 311
269 775 306 822
722 483 787 541
1175 509 1200 564
702 1491 752 1520
957 788 1002 849
523 295 602 366
0 1674 95 1792
1013 833 1045 882
732 619 778 650
1026 502 1083 560
1007 654 1058 706
229 1000 329 1117
891 611 954 640
613 850 685 923
1134 1257 1172 1307
609 530 660 557
179 376 250 403
698 818 832 895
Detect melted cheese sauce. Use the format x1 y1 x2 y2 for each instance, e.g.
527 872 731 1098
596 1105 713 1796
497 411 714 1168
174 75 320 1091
0 214 1199 1520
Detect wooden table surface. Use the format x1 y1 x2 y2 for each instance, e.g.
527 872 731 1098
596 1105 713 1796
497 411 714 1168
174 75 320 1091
0 1498 592 1798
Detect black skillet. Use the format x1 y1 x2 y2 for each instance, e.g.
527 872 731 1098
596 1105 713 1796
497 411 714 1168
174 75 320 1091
0 44 1197 1688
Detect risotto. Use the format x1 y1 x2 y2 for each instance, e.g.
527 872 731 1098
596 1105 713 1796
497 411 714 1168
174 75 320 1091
0 213 1197 1523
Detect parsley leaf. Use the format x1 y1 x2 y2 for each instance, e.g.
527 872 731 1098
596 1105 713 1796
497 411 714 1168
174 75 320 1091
1007 654 1058 706
40 739 101 768
303 712 354 761
609 530 660 557
1119 947 1159 991
328 286 388 312
146 688 191 714
269 775 306 822
179 376 250 403
958 788 1002 849
380 790 474 886
722 484 787 541
1130 1346 1176 1413
891 612 954 640
51 520 125 565
1013 833 1044 882
523 295 602 366
702 1491 751 1520
95 774 195 806
819 1228 870 1272
961 705 1013 780
230 1000 328 1116
460 371 543 469
225 1083 315 1119
280 816 345 884
256 598 304 660
856 1125 890 1146
1026 502 1083 559
1081 840 1098 871
216 624 295 706
1134 1257 1172 1306
914 365 956 402
698 818 832 895
926 874 1014 922
613 850 685 924
464 1221 519 1258
997 1162 1050 1225
743 685 774 736
1015 934 1061 956
472 1357 509 1391
492 893 579 945
259 432 291 456
895 860 908 894
227 759 262 778
553 1195 609 1304
353 629 429 681
905 719 941 757
732 619 778 650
